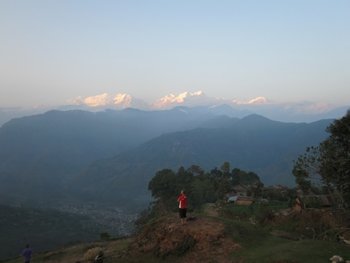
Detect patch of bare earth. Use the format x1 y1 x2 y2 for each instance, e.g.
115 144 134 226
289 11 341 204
129 215 241 263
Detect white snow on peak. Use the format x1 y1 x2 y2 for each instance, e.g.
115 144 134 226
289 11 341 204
71 92 269 110
153 90 207 108
73 93 111 107
232 96 268 105
248 96 268 104
65 92 345 121
113 93 133 107
71 92 149 109
192 90 204 96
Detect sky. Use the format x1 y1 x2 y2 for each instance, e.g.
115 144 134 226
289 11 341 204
0 0 349 108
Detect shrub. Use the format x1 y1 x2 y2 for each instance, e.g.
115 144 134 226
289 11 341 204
84 247 103 262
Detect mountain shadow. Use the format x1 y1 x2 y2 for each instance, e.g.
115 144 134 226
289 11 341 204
74 115 332 207
0 107 229 205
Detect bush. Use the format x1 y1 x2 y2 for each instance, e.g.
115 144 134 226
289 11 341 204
84 247 103 262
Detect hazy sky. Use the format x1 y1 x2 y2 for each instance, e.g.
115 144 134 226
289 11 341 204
0 0 349 107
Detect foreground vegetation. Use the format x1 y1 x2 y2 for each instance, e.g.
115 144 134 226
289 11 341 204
3 201 350 263
294 110 350 208
220 204 350 263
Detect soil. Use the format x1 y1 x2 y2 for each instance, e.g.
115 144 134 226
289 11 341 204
129 214 241 263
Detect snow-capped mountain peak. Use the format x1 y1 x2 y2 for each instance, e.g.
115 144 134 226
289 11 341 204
248 96 268 104
72 93 111 107
64 91 347 123
113 93 133 107
232 96 268 105
71 93 149 109
152 90 209 108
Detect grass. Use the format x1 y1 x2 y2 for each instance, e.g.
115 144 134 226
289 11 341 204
231 236 350 263
220 201 289 220
220 203 350 263
3 203 350 263
223 217 268 246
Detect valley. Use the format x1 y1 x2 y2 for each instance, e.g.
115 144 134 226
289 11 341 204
0 107 346 260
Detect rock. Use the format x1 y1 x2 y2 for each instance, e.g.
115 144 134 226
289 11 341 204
330 255 344 263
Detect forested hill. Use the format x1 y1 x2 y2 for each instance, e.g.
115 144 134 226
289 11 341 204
0 108 333 209
75 115 332 206
0 108 220 205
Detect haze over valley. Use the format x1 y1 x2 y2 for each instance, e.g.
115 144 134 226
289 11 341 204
0 104 346 260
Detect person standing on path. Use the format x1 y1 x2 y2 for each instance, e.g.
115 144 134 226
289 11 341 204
177 190 188 225
21 244 32 263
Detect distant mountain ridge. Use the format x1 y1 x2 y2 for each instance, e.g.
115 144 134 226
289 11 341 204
70 91 348 121
0 108 221 205
0 107 334 209
1 92 348 126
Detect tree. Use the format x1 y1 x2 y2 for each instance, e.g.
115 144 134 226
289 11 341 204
148 169 178 199
293 110 350 208
148 169 181 213
220 161 231 175
319 111 350 206
148 165 264 213
231 168 262 186
187 165 204 176
293 146 321 194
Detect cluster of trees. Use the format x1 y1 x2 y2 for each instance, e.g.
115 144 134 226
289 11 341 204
148 162 263 213
293 110 350 208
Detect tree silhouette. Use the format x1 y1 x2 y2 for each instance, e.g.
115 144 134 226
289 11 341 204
293 110 350 208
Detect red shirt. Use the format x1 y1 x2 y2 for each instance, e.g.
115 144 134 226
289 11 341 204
177 194 188 209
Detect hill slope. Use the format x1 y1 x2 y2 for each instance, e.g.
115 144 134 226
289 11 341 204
0 108 219 205
0 204 102 261
75 115 332 206
3 206 350 263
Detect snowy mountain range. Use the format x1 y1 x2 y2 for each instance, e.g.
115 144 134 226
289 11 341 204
70 90 270 109
68 91 348 122
0 91 348 126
